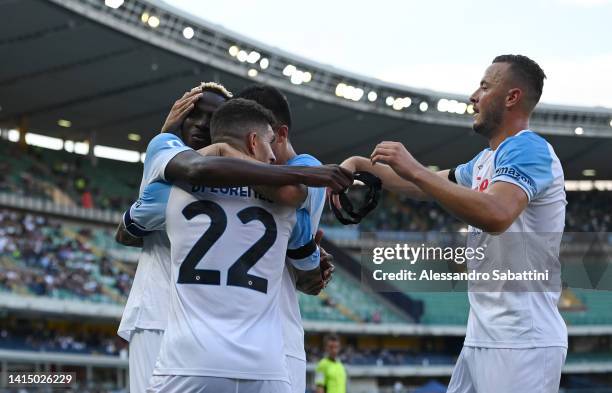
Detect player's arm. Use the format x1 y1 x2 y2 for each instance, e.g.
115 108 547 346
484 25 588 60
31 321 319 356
115 221 143 248
370 142 529 233
293 229 335 295
195 143 307 207
115 182 170 245
340 156 448 201
165 150 351 194
286 208 326 295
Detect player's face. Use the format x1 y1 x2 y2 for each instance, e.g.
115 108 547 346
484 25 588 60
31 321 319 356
269 124 289 165
181 91 226 150
470 63 508 137
251 125 276 164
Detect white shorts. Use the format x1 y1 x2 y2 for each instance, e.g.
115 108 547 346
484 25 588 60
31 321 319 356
447 346 566 393
129 329 164 393
146 375 291 393
286 356 306 393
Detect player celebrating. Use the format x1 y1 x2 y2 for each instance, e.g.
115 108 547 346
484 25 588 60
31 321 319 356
238 85 328 393
341 55 567 393
135 99 317 392
117 83 352 393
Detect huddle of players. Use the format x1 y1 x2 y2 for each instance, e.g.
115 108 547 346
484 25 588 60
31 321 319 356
116 83 353 393
118 54 569 393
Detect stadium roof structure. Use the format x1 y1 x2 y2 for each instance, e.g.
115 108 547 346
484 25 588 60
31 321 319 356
1 0 612 178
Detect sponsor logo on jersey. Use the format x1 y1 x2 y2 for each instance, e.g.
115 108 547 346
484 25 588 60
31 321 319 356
494 166 536 189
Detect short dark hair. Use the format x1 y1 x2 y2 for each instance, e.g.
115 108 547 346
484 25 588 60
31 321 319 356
210 98 277 144
325 333 340 344
492 54 546 110
237 85 292 129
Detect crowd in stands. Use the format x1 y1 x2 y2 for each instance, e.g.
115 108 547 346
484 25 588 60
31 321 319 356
320 188 612 233
0 142 139 211
0 209 133 303
1 140 611 232
0 318 127 357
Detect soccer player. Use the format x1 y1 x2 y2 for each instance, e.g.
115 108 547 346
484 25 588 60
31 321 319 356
340 55 567 393
315 334 347 393
135 98 318 392
117 83 352 393
238 85 329 393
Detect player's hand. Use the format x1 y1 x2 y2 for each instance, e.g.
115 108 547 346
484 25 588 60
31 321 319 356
197 143 225 157
370 141 424 182
315 229 335 288
161 86 203 133
301 165 353 193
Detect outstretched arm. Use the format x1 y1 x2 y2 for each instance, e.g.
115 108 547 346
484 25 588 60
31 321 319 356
370 142 528 233
165 150 352 193
197 143 307 208
340 156 449 201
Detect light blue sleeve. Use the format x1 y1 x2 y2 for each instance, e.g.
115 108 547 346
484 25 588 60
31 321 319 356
491 133 554 201
455 150 485 188
286 209 320 271
123 181 171 237
285 154 326 270
142 133 191 185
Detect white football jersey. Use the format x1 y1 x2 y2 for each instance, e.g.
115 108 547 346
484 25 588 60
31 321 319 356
118 133 189 341
147 184 318 380
455 130 568 348
280 154 326 361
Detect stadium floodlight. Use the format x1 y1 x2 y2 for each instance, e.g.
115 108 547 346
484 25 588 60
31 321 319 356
182 27 195 39
385 96 395 106
456 102 468 115
25 133 63 151
367 91 377 102
259 58 269 69
94 145 140 163
248 68 258 78
147 16 160 28
74 142 89 155
352 88 364 101
141 12 149 23
609 119 612 127
467 104 475 114
582 169 596 177
419 101 429 112
335 83 347 97
7 129 20 142
128 133 141 142
395 97 412 110
237 50 248 62
290 71 303 85
283 64 296 77
437 99 448 112
428 165 439 171
247 51 261 64
574 127 584 135
228 45 239 57
104 0 124 9
302 72 312 83
344 85 355 100
57 119 71 128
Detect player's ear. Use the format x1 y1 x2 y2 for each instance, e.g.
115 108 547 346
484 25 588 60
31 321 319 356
246 131 257 156
275 125 289 144
506 88 522 109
